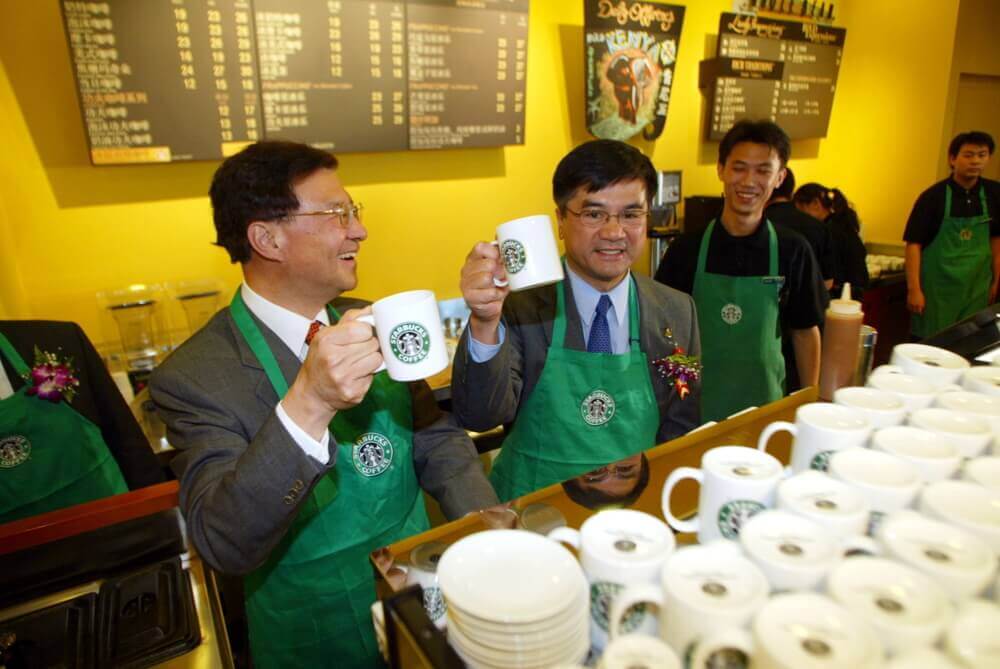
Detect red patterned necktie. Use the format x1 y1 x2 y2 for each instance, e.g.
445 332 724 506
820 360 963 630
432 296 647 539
305 320 323 346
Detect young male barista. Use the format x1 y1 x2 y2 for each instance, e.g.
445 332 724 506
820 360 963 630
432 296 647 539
904 131 1000 339
150 141 497 668
452 139 701 502
656 120 826 422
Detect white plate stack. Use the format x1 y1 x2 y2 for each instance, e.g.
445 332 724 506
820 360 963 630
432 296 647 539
438 529 591 668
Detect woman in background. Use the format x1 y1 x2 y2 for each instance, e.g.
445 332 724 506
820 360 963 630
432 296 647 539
795 183 869 299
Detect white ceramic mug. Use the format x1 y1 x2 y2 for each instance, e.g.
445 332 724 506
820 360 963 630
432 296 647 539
890 343 969 388
828 448 921 535
871 426 962 482
963 456 1000 490
661 446 783 543
752 592 883 669
598 634 680 669
935 390 1000 451
493 215 564 291
908 408 993 458
962 365 1000 397
686 626 755 668
875 510 997 599
776 470 871 540
920 480 1000 552
609 542 770 658
547 509 675 651
357 290 448 382
827 556 953 655
403 541 448 630
834 386 907 428
867 366 938 411
739 509 878 592
945 599 1000 668
757 402 872 474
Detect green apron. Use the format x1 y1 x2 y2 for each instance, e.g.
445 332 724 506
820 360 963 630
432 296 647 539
911 185 993 338
0 333 128 524
693 220 785 422
488 276 659 502
230 294 430 668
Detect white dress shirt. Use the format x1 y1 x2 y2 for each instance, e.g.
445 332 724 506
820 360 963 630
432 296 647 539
240 282 332 464
468 266 633 360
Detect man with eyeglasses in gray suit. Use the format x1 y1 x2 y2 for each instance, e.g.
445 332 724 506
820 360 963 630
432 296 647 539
452 139 701 503
150 140 497 669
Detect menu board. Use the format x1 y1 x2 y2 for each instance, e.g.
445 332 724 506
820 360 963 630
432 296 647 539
701 12 846 141
60 0 528 164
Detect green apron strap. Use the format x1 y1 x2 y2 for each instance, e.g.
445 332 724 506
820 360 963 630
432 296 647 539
230 290 290 397
553 274 641 353
766 221 778 276
695 220 715 275
0 332 31 377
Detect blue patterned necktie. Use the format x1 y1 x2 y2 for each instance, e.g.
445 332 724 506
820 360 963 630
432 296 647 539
587 295 613 353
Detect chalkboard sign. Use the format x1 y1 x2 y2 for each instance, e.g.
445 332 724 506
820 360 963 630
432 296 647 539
60 0 529 164
700 12 845 140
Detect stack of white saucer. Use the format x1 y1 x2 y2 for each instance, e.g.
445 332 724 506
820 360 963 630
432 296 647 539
437 529 591 668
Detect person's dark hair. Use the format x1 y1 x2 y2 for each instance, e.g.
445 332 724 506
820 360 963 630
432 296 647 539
948 131 995 158
795 183 861 232
561 454 650 510
718 119 791 167
771 166 796 201
210 141 338 263
552 140 657 212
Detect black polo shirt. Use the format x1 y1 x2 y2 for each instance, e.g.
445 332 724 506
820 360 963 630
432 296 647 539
766 201 836 281
655 218 828 330
903 177 1000 248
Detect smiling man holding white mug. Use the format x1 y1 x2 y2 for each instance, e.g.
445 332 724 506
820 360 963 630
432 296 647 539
453 139 702 501
150 141 497 668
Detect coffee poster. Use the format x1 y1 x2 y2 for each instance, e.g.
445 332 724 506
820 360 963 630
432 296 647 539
584 0 685 141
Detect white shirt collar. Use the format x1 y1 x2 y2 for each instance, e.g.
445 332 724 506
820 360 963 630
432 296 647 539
240 282 329 360
565 264 630 330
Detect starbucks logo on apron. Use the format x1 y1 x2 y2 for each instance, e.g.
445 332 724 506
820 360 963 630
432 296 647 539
810 450 834 472
716 499 765 539
960 228 973 241
500 239 527 274
581 390 616 426
590 581 646 633
389 323 430 364
352 432 394 477
721 303 743 325
0 435 31 468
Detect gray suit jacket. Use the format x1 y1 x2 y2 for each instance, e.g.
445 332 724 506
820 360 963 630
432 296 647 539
150 303 498 575
452 273 701 445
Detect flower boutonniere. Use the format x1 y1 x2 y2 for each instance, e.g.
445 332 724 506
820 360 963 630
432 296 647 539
23 346 80 403
652 327 702 400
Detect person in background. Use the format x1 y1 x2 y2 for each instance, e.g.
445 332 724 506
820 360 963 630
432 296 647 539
794 183 869 300
0 320 164 524
150 141 497 668
904 130 1000 339
656 120 826 421
453 139 701 503
767 167 835 292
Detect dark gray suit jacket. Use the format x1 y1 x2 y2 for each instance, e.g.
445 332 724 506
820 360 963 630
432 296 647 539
452 273 701 445
150 304 498 575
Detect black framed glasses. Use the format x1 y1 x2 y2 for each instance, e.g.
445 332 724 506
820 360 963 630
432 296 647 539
565 206 649 228
288 202 363 228
582 462 640 483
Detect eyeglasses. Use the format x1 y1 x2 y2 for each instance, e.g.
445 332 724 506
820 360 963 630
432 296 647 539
565 206 649 228
582 462 640 483
287 202 363 228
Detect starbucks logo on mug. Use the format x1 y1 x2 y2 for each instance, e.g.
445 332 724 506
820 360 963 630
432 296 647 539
721 303 743 325
389 322 430 364
422 586 447 622
352 432 394 477
581 390 616 426
500 239 527 274
0 435 31 469
809 450 834 472
716 499 765 540
590 581 646 633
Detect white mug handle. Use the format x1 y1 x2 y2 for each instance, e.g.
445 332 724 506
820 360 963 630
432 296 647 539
546 526 581 551
355 314 388 374
688 626 755 667
757 421 796 455
840 534 881 558
661 467 703 534
488 240 509 287
608 582 664 640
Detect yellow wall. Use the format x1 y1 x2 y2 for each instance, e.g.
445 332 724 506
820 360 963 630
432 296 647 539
0 0 977 345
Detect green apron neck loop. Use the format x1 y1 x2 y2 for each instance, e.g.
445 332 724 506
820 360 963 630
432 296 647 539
0 332 31 377
552 272 641 353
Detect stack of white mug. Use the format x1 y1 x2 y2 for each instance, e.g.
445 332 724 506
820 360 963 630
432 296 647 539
571 343 1000 668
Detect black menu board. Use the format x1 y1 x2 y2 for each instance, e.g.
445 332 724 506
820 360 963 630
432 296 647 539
60 0 529 164
701 13 845 141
